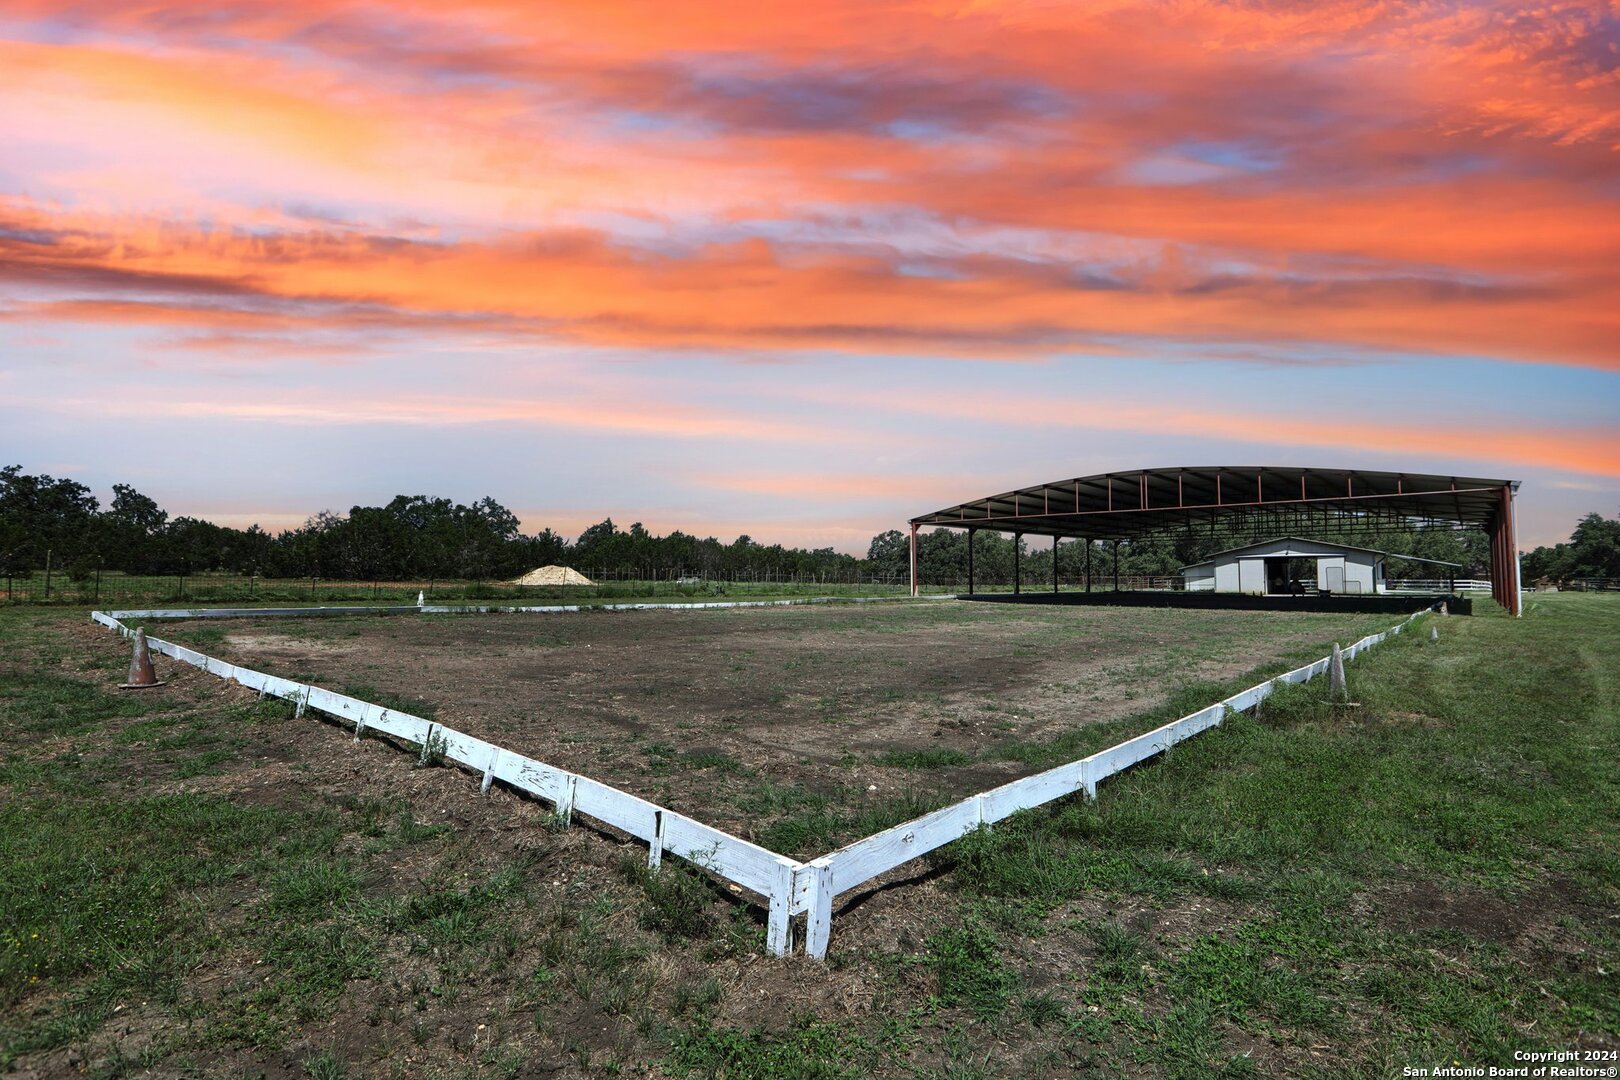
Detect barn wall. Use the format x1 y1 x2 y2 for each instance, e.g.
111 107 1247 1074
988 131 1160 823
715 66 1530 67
1344 554 1377 595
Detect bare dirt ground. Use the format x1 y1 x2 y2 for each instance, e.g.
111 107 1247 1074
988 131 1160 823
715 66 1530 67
156 600 1398 852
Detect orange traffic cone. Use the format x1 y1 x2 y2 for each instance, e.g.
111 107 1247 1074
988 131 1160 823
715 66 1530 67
119 628 164 690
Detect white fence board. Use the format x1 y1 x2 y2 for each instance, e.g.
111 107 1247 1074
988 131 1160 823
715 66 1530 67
107 606 421 620
1277 657 1331 685
258 674 303 699
1223 682 1273 713
661 814 796 898
303 687 365 726
372 708 433 743
979 761 1086 824
823 800 982 898
573 776 660 842
437 729 503 772
231 667 269 693
493 753 574 807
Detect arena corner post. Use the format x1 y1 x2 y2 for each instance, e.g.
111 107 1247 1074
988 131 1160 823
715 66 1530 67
908 523 919 597
802 861 835 960
766 862 795 957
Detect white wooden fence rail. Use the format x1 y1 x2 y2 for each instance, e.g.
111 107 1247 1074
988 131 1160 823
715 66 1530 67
786 605 1430 958
91 610 806 956
1385 578 1491 593
91 602 1431 960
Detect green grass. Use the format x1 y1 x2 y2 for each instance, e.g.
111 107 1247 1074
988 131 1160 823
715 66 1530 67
735 781 949 858
916 594 1620 1071
0 595 1615 1077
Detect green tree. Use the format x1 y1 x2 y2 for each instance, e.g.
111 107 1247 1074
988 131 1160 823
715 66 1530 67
0 465 100 570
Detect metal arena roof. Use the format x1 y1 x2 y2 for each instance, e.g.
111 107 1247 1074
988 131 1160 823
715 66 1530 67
911 466 1518 543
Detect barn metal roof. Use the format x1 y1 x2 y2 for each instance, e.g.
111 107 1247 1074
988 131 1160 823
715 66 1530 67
911 466 1518 542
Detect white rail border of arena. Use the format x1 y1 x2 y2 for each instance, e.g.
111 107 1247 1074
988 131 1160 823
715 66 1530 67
90 599 1432 960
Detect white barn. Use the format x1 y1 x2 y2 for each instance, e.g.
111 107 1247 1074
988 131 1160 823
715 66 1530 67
1181 537 1458 596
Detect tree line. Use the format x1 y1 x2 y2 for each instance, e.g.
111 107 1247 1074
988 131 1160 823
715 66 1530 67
1520 513 1620 583
0 465 864 582
6 464 1606 585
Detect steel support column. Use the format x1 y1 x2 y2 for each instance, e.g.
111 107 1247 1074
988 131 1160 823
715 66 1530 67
1085 540 1091 592
908 523 919 598
1113 540 1120 591
1507 484 1523 617
1013 532 1022 594
967 528 976 595
1492 484 1522 616
1053 535 1059 594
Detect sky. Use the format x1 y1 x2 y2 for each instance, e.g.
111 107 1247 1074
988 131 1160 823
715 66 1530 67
2 0 1618 552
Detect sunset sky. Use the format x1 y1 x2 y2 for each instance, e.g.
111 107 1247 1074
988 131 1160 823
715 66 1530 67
3 0 1617 551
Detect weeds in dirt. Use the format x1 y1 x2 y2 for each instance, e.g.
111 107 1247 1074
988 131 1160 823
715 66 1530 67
414 728 449 768
617 854 716 941
922 921 1018 1020
303 1050 346 1079
736 781 948 857
666 1012 871 1079
872 748 973 769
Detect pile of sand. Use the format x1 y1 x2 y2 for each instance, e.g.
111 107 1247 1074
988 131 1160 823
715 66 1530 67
511 565 596 586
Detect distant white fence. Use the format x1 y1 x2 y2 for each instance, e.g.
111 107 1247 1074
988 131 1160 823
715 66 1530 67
101 593 957 622
92 600 1431 960
1386 578 1490 593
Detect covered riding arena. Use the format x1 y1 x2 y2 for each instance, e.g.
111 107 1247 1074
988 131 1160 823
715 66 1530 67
907 466 1523 616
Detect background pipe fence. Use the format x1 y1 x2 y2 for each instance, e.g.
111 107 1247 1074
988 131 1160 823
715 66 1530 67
4 555 1515 607
1 567 1196 606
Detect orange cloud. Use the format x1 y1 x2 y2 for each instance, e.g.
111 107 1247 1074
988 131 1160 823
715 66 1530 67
808 387 1620 480
4 201 1617 369
3 0 1618 372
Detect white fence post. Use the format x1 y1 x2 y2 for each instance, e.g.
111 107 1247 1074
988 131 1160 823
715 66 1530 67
481 748 501 795
803 862 835 960
649 810 666 870
766 862 795 957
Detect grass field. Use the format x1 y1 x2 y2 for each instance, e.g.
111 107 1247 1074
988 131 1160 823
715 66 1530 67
1 595 1615 1077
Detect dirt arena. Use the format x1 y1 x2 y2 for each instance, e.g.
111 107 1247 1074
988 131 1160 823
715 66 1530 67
156 600 1399 855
